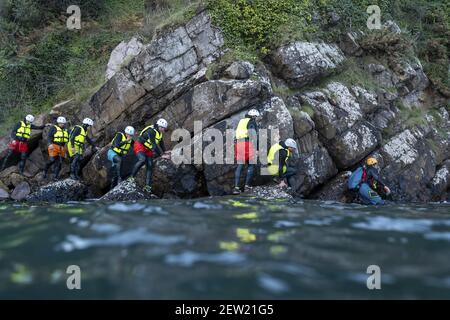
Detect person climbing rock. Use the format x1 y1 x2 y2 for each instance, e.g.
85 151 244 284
1 114 46 175
107 126 135 188
68 118 97 180
347 157 391 205
233 109 260 195
130 118 170 193
43 117 69 180
267 138 298 189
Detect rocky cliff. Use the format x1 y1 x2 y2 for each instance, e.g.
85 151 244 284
0 10 449 203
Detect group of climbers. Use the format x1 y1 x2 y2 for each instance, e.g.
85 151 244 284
106 118 170 193
1 111 391 204
43 116 97 180
232 109 298 195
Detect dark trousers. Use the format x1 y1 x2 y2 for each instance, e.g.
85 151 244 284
131 152 154 187
234 163 255 188
44 156 63 178
281 166 297 187
1 150 27 174
70 154 83 179
110 155 123 187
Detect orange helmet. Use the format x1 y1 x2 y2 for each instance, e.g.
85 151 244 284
366 157 378 166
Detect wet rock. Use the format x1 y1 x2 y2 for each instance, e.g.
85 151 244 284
246 185 293 200
0 181 9 200
312 171 352 202
270 42 345 88
106 37 144 80
11 182 31 201
224 61 254 79
100 179 157 201
26 179 89 203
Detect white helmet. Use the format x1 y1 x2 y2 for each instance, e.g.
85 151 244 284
248 109 260 117
57 116 67 124
25 114 35 123
82 118 94 126
124 126 135 135
156 118 168 129
285 138 298 150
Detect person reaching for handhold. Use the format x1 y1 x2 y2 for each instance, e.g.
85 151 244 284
107 126 135 188
347 157 391 205
130 118 170 193
267 138 298 189
68 118 98 180
1 114 47 175
43 116 69 180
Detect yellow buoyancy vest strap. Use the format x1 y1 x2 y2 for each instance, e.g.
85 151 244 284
267 143 291 175
140 125 162 150
112 132 131 155
235 118 251 140
16 121 31 139
72 125 86 147
53 125 69 144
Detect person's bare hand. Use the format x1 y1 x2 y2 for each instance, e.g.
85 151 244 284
278 180 287 188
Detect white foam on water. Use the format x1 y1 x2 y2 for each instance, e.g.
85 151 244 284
165 251 245 267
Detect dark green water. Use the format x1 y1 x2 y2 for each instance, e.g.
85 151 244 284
0 197 449 299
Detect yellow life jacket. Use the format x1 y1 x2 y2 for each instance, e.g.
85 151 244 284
267 143 290 176
16 121 31 140
112 132 131 155
235 118 251 140
140 125 162 150
53 125 69 144
71 125 86 148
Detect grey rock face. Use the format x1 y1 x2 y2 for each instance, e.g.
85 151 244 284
11 182 31 201
270 42 345 88
106 37 144 80
224 61 255 79
81 10 224 145
299 82 381 169
429 160 450 201
26 179 89 203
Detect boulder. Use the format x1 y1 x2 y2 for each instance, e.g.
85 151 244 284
429 160 450 201
100 179 157 201
377 128 439 202
291 109 315 138
339 31 364 56
106 37 144 80
0 180 9 200
11 182 31 201
223 60 254 79
0 188 9 200
26 179 89 203
292 145 338 196
312 171 352 202
270 42 345 88
326 122 381 169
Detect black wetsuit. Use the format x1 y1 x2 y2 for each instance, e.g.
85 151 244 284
69 124 96 180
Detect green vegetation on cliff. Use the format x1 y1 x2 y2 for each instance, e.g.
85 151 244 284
0 0 144 134
0 0 448 135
